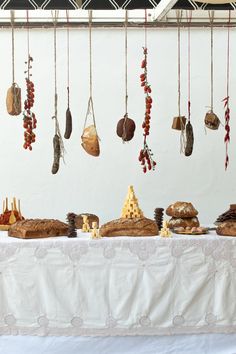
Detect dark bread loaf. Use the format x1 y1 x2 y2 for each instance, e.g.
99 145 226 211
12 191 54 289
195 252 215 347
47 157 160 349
8 219 68 239
100 217 158 237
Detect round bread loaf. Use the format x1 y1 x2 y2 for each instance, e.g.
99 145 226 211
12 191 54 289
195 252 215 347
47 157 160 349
216 221 236 236
166 201 198 218
168 217 199 229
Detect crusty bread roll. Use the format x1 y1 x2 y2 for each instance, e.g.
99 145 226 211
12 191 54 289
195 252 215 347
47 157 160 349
100 217 158 237
8 219 68 239
166 201 198 218
216 221 236 237
168 217 199 229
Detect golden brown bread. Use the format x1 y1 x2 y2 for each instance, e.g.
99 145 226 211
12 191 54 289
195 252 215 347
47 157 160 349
216 221 236 237
75 213 99 229
100 217 158 237
166 201 198 218
168 217 199 229
8 219 68 239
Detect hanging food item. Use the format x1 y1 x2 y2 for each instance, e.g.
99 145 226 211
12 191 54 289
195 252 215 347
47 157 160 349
22 11 37 151
172 11 186 153
205 12 220 130
223 12 231 170
51 11 65 174
116 11 135 142
185 11 194 157
6 11 22 116
138 10 156 173
64 11 73 140
81 11 100 157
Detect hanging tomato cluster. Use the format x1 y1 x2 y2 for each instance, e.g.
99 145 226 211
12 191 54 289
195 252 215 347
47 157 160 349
23 56 37 151
138 47 156 173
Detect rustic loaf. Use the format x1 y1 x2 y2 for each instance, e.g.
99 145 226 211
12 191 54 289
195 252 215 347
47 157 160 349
75 213 99 229
166 201 198 218
168 217 199 229
100 217 158 237
216 221 236 237
8 219 68 239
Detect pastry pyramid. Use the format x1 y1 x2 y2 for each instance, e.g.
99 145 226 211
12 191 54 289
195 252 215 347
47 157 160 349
121 186 144 219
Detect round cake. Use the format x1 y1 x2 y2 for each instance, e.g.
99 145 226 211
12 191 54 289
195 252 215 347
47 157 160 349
166 201 198 218
168 217 200 229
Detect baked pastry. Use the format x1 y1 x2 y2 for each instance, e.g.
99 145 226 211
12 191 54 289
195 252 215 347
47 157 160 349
75 213 99 229
216 221 236 237
8 219 68 239
168 217 199 229
100 217 158 237
166 202 198 218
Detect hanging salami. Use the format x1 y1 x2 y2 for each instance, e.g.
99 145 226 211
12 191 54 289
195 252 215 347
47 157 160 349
185 11 194 157
64 11 73 140
51 11 65 174
172 11 186 154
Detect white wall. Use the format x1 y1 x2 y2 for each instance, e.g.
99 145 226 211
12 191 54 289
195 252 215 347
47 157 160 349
0 26 235 225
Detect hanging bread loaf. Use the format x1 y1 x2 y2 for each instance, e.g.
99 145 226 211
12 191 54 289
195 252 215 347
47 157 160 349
6 84 22 116
116 116 136 142
81 125 100 157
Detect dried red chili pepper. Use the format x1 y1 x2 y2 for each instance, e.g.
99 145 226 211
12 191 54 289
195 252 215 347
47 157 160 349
138 47 156 173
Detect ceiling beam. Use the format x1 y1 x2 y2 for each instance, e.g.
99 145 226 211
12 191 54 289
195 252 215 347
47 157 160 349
153 0 179 21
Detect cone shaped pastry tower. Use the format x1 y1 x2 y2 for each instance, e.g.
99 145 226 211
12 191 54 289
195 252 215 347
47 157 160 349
121 186 144 219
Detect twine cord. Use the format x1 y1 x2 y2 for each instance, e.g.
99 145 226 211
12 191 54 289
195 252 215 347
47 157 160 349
177 11 181 118
209 11 214 112
187 10 192 122
125 10 128 116
66 10 70 108
11 11 15 84
89 10 92 99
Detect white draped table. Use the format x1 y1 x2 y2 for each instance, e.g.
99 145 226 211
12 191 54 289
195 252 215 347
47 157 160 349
0 230 236 338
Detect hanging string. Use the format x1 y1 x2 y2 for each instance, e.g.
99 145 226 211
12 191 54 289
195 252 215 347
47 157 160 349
177 10 181 118
224 11 231 170
209 11 214 112
51 10 65 155
26 10 30 60
187 10 192 122
226 11 230 100
66 10 70 108
10 11 15 84
125 10 128 116
144 9 147 49
83 10 98 133
89 10 93 99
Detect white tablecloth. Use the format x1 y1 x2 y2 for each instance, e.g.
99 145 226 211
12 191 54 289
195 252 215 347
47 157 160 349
0 231 236 337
